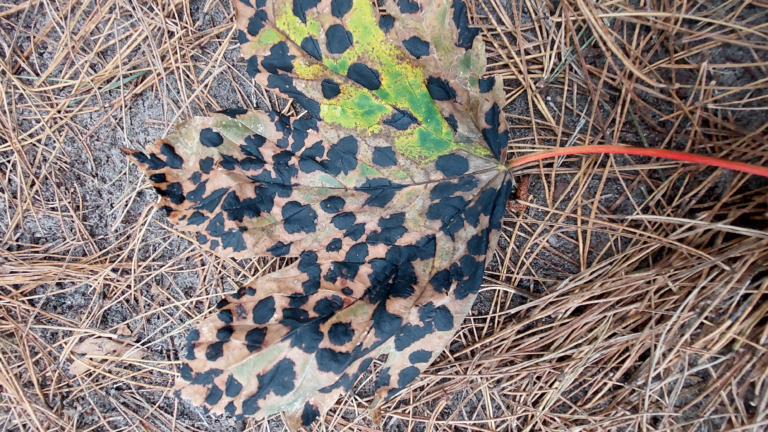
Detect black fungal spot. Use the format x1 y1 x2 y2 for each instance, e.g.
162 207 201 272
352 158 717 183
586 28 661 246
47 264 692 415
347 63 381 90
378 14 394 32
426 195 468 238
341 287 353 296
282 201 318 234
326 24 353 54
331 0 352 17
245 327 267 351
482 103 509 160
205 341 225 361
435 153 469 176
397 0 420 13
372 146 398 167
444 113 458 131
267 241 292 257
252 297 276 324
357 178 404 207
367 213 407 246
218 309 234 324
320 196 345 213
225 375 243 397
374 367 391 389
189 171 201 185
242 134 266 158
222 190 267 222
467 229 489 255
428 304 454 331
200 128 224 148
205 385 223 406
454 254 484 299
430 176 478 200
383 108 419 130
157 182 184 205
149 173 166 183
300 36 322 61
199 157 214 174
426 76 456 101
429 269 451 293
237 29 249 44
160 143 184 168
289 294 308 308
328 322 355 346
326 238 342 252
247 9 268 36
316 348 353 374
409 350 432 364
301 141 325 164
402 36 430 58
345 223 365 241
225 401 236 415
216 325 234 342
321 79 341 99
261 41 295 74
393 302 453 351
314 296 344 316
301 402 320 427
321 136 358 176
479 76 495 93
194 188 227 213
217 107 247 118
292 0 320 23
188 367 224 387
452 0 480 49
371 303 403 340
246 56 260 77
324 243 368 284
298 251 322 295
267 74 322 119
398 366 421 388
241 358 296 415
414 234 437 260
331 211 355 230
288 320 324 353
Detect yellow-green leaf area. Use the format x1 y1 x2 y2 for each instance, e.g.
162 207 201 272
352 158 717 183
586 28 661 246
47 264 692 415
294 60 326 79
272 0 467 162
388 168 410 180
274 2 320 44
358 162 382 178
319 86 391 133
250 27 283 49
394 127 455 162
336 0 459 160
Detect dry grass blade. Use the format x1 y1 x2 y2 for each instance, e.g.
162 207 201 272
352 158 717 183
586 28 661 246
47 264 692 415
0 0 767 431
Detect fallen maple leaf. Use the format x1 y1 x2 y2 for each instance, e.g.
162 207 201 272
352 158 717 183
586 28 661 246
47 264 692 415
69 337 147 377
125 0 768 429
127 0 510 428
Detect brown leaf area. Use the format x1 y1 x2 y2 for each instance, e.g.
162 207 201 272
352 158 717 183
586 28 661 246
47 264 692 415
1 1 767 432
69 337 147 377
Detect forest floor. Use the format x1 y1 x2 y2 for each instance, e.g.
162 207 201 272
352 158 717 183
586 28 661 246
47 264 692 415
1 0 767 431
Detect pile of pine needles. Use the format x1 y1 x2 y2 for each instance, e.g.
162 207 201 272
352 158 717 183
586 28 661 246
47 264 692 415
1 0 766 430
